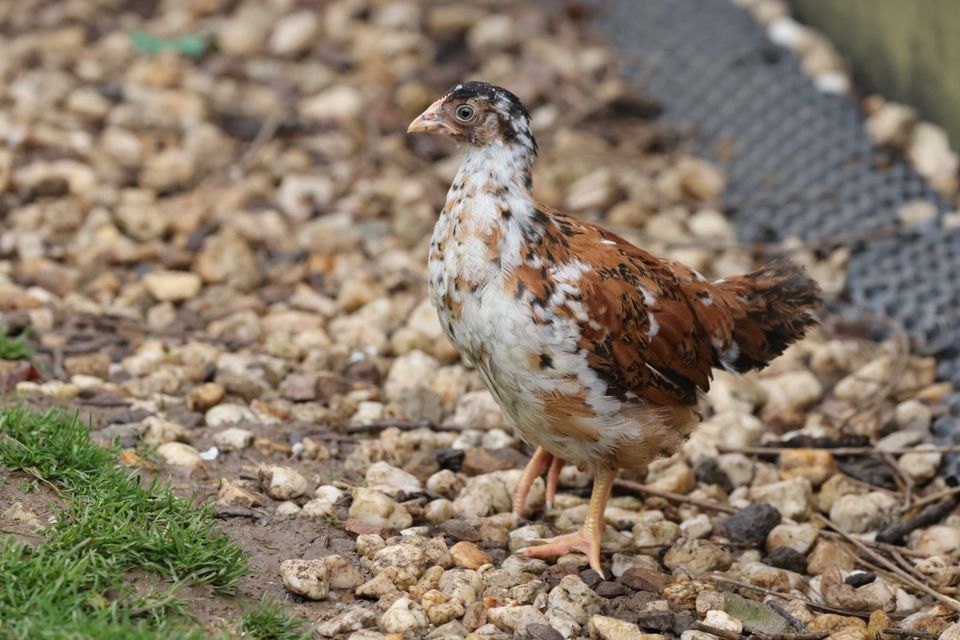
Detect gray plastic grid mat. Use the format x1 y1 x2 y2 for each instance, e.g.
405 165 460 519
585 0 960 479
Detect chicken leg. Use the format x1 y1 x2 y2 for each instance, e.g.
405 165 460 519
517 466 616 576
545 456 563 509
512 446 552 518
513 447 572 517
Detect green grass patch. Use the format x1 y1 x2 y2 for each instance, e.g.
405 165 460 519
239 597 313 640
0 406 249 638
0 328 32 360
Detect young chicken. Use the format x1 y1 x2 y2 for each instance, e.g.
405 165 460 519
408 81 821 575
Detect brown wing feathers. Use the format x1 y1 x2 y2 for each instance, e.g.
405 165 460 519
531 209 821 408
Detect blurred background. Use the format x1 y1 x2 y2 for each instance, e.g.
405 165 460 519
2 0 960 637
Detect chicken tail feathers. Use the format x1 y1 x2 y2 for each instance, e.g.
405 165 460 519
712 259 822 374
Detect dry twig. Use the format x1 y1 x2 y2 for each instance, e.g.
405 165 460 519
718 445 960 456
815 514 960 613
706 574 899 620
878 498 959 544
614 479 736 514
689 622 742 640
905 486 960 513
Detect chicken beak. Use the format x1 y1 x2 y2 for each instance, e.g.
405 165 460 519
407 98 447 135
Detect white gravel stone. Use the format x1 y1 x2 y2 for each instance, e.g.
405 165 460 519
680 514 713 539
280 558 328 600
275 501 301 516
140 416 187 446
547 575 603 625
212 426 254 451
633 519 681 552
704 609 743 634
898 445 942 483
350 401 384 426
300 85 364 123
509 524 552 552
205 403 257 427
487 605 547 636
767 522 819 554
912 525 960 556
426 469 464 498
545 608 581 639
452 474 512 518
384 349 439 402
480 428 514 449
717 453 755 488
663 538 732 576
142 270 201 302
894 399 933 433
381 597 429 635
424 499 455 524
302 485 344 518
439 568 483 605
940 622 960 640
370 540 436 585
259 465 308 500
365 461 422 497
588 615 652 639
610 553 660 577
748 477 812 520
323 554 365 590
830 491 898 534
348 487 412 530
467 14 517 53
268 11 319 57
2 502 43 529
156 442 203 469
198 446 218 461
866 101 917 149
355 534 385 560
445 390 504 430
759 370 822 413
315 608 376 638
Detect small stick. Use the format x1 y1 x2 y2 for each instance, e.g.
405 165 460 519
706 574 884 620
881 629 940 639
878 498 959 544
690 622 741 640
767 600 806 632
0 527 43 538
839 474 903 498
881 451 915 510
889 549 940 590
718 445 960 456
815 514 960 613
614 479 737 514
346 420 461 434
909 486 960 511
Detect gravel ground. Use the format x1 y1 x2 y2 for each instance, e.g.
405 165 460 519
1 1 959 638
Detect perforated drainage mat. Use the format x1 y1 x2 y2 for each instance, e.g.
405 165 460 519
584 0 960 479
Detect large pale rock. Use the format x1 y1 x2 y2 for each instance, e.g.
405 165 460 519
280 559 328 600
156 442 203 469
259 465 308 500
142 271 201 302
748 478 812 520
349 487 412 529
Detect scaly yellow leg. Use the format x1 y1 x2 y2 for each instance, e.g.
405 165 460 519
516 466 616 577
512 446 553 518
544 456 563 509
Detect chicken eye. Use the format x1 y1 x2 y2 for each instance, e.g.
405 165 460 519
455 105 475 122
